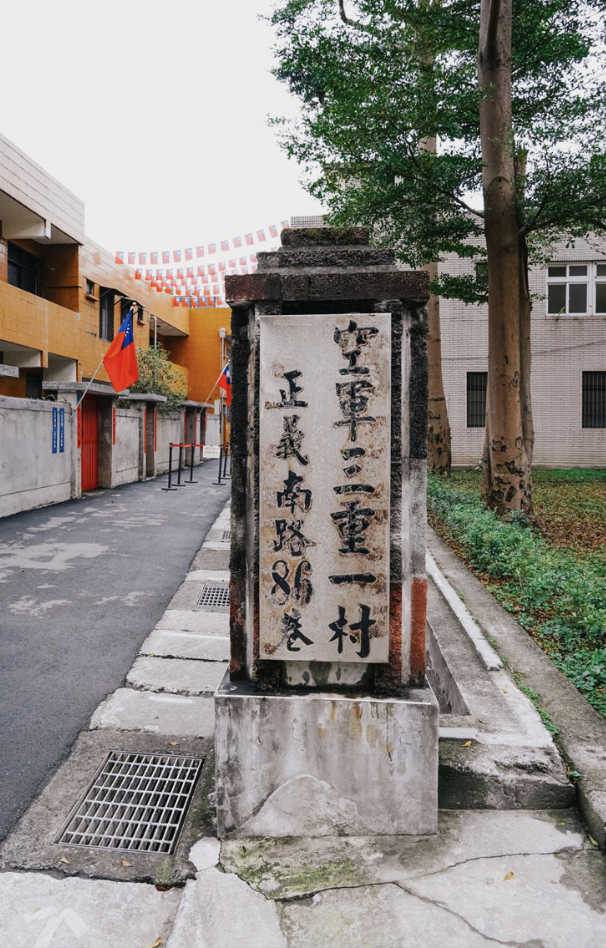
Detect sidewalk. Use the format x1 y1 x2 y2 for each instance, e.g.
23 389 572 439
1 509 605 947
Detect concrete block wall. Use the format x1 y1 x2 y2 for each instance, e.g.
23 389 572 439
111 409 141 487
0 396 73 517
155 412 186 475
0 395 200 517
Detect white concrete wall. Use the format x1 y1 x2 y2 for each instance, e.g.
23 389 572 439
0 396 72 517
438 235 606 468
155 412 186 474
112 409 141 487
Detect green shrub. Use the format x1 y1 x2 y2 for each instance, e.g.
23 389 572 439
428 477 606 717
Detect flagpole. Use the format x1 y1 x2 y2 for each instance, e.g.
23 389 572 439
203 363 228 406
76 358 105 408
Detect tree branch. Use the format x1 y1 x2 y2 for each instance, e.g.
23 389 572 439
338 0 353 25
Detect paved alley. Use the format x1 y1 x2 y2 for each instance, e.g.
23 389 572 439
0 460 229 840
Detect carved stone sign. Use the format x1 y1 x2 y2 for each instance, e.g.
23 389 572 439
259 313 391 663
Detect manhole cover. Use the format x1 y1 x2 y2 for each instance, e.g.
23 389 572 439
222 530 231 541
197 583 230 607
56 751 203 854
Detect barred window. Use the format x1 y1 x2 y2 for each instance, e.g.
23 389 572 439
582 372 606 428
467 372 487 427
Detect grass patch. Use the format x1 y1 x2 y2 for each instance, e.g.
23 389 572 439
428 471 606 719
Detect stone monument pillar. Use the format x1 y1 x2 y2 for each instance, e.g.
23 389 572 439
215 227 438 837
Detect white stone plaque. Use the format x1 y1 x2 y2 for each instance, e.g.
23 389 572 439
259 313 391 663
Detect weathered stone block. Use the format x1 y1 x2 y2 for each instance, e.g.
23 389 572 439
215 674 439 837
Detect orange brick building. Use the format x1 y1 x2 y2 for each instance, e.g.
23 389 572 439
0 132 231 416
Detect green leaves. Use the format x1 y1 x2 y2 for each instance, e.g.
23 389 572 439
270 0 606 295
131 345 188 412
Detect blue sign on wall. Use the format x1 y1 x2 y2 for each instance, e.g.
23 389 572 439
59 408 65 453
52 407 58 454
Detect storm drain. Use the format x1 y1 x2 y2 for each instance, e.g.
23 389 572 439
196 583 230 608
222 530 231 541
56 751 203 854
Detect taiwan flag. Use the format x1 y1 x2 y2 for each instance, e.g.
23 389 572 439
103 311 139 393
218 363 232 406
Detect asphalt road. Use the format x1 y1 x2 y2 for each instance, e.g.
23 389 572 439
0 461 229 841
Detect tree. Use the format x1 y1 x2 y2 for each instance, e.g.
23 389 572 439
130 344 189 411
269 0 606 513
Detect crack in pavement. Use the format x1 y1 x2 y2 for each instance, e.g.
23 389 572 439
394 880 544 948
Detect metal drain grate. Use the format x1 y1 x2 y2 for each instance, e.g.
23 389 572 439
222 530 231 541
197 583 230 607
56 751 203 854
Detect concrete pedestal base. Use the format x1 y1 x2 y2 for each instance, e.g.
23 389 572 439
214 675 439 838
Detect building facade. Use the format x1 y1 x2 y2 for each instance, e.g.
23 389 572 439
0 134 232 513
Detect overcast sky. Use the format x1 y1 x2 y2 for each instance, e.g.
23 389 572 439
1 0 322 254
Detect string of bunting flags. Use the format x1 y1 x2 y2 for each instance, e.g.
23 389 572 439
114 219 290 308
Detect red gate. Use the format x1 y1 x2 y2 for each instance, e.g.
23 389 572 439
81 395 99 491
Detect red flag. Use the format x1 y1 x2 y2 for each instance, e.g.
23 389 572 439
257 229 266 242
218 363 232 406
197 265 205 276
209 242 217 254
239 256 247 266
196 245 205 257
139 252 147 265
151 251 159 264
233 236 242 248
162 251 170 263
245 233 254 245
103 312 139 392
115 251 125 265
269 224 278 238
281 219 289 229
128 251 136 265
173 249 182 262
221 239 229 251
185 247 193 260
135 268 142 280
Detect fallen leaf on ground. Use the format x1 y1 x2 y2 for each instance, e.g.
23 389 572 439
60 857 70 864
146 939 163 948
155 885 170 891
588 835 599 847
169 741 178 746
31 908 41 914
501 688 508 693
463 740 472 747
121 860 133 866
503 871 515 881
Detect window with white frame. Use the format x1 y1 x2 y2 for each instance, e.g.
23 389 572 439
547 263 606 316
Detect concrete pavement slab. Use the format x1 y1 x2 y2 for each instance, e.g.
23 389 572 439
278 881 496 948
189 837 221 871
185 569 230 582
168 580 228 611
166 867 286 948
140 629 229 662
155 609 229 635
191 548 230 570
221 809 587 900
405 850 606 948
127 656 228 694
90 688 215 736
0 872 181 948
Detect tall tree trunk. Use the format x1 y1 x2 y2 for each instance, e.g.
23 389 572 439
515 150 534 466
478 0 532 516
425 262 452 475
417 30 452 477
